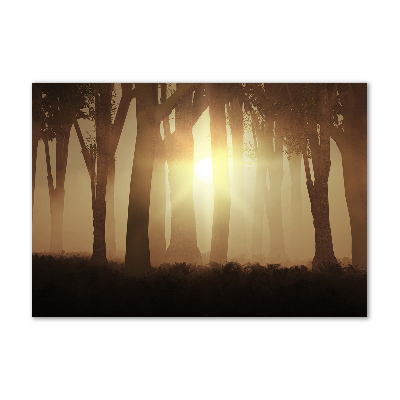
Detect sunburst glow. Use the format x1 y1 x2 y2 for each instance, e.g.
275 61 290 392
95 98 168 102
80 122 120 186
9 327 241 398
195 158 213 184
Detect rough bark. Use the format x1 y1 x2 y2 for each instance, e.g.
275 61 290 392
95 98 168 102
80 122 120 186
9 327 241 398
92 83 113 265
227 97 248 259
207 83 231 264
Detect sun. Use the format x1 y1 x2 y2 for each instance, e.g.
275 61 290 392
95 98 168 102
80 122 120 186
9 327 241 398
195 158 213 184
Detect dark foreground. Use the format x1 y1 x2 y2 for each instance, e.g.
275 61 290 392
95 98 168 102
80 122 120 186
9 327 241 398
32 254 367 317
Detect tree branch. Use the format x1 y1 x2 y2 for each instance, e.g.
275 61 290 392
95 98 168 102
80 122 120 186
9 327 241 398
302 142 315 203
110 83 135 155
43 136 54 195
192 85 208 125
154 83 200 123
73 119 95 183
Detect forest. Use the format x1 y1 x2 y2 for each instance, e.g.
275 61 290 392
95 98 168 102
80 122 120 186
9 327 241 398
32 83 367 317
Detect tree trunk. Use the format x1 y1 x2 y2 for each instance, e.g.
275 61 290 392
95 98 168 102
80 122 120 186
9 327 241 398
92 84 113 265
125 83 198 275
267 169 287 261
32 120 40 208
105 157 117 259
250 117 267 261
149 131 167 266
125 84 158 276
339 140 367 270
207 84 231 264
228 98 248 259
252 151 267 261
165 85 202 265
349 83 367 218
49 187 65 252
303 146 337 271
306 85 337 270
43 125 71 253
265 123 288 263
288 153 304 261
105 83 136 260
337 83 367 270
311 180 336 270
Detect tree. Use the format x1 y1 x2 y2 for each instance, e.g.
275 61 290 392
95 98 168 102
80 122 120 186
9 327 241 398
226 95 248 259
106 83 136 259
125 83 199 276
248 110 268 261
206 83 231 264
71 83 113 265
32 84 43 208
288 152 304 261
163 83 207 265
286 83 338 270
33 83 85 252
92 84 113 264
330 83 367 270
148 124 166 266
264 116 288 262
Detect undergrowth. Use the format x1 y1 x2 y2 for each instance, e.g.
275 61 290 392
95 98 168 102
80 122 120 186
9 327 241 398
32 254 367 317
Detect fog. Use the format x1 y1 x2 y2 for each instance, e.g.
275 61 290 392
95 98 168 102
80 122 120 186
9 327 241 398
32 84 352 264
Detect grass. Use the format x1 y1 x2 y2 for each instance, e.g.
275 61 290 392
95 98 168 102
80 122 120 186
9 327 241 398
32 254 367 317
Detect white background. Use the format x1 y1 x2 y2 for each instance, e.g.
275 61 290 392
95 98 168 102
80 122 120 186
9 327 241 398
1 1 399 399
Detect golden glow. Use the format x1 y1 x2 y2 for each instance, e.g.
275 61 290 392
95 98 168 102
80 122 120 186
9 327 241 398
195 158 213 184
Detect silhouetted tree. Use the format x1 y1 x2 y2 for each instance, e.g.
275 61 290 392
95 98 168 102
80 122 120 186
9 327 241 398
226 95 248 259
148 124 166 266
248 110 268 261
105 83 136 259
91 84 113 264
125 83 199 276
163 83 207 265
288 152 304 260
71 83 114 265
206 83 231 264
286 83 338 270
330 83 367 270
32 84 43 208
34 84 86 252
264 117 288 262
